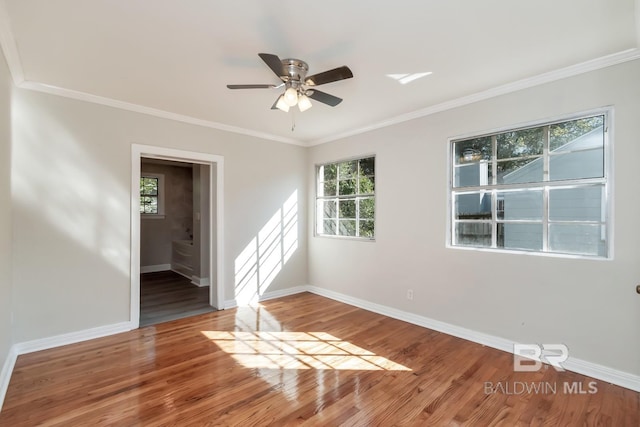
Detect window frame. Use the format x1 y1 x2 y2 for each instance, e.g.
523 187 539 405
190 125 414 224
315 155 376 241
140 173 166 219
447 108 612 259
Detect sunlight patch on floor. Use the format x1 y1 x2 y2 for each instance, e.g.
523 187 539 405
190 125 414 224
201 330 411 371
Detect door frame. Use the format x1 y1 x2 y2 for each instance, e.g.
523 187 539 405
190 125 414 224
130 144 224 328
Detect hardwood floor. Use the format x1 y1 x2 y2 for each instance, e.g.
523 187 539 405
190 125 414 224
140 270 215 327
1 292 638 426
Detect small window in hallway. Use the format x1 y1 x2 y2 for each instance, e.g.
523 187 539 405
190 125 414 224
140 174 165 216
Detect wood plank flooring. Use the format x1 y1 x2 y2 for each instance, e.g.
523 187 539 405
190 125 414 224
140 270 214 327
1 292 638 426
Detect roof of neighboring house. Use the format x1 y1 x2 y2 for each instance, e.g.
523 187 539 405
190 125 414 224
502 126 604 183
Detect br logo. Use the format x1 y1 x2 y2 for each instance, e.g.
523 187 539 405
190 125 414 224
513 344 568 372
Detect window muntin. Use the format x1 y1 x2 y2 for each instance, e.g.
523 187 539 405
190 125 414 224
450 113 608 258
316 157 375 239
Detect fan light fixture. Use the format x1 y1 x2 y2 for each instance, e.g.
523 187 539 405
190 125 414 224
297 94 312 112
284 87 299 106
275 95 290 112
277 88 313 112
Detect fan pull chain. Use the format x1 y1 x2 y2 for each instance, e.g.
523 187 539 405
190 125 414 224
291 109 296 132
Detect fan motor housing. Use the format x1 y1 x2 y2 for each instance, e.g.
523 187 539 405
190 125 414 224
281 58 309 83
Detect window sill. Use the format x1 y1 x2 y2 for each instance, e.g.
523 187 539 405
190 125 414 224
446 244 611 260
315 234 376 242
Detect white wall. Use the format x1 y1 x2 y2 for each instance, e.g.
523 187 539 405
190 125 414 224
0 42 13 383
308 59 640 376
10 88 308 343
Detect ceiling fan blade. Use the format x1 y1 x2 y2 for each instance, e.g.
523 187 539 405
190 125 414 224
258 53 284 79
307 89 343 107
227 84 277 89
305 66 353 86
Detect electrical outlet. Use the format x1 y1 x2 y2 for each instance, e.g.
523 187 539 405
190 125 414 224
406 289 413 300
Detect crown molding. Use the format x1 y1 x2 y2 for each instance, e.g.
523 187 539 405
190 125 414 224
308 48 640 146
18 81 304 146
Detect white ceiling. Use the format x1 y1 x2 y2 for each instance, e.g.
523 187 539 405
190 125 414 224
1 0 639 145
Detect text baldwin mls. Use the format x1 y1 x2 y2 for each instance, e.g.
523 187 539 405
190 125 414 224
484 381 598 395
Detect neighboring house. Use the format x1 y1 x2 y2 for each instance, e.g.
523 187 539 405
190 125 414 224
455 126 606 256
502 126 605 255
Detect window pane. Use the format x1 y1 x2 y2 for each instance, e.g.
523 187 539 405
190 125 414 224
549 186 603 222
498 223 542 251
497 157 543 184
339 161 357 179
549 224 606 257
359 220 374 238
454 192 491 220
454 222 491 247
144 203 156 214
549 149 603 181
338 220 356 236
454 162 491 188
454 137 491 165
338 179 357 196
339 199 356 218
321 181 337 197
359 175 375 194
141 177 158 196
320 164 337 181
550 116 604 151
359 157 375 176
359 197 375 219
322 200 337 219
497 190 543 220
497 127 543 159
323 220 336 235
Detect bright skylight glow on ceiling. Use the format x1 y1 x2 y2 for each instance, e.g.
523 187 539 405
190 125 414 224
386 72 433 85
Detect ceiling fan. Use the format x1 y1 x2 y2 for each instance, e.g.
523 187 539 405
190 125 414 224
227 53 353 112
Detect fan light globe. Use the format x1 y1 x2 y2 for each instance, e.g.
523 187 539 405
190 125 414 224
297 94 312 112
284 87 299 106
275 95 290 112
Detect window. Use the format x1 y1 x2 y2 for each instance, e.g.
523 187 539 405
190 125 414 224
140 173 165 217
450 112 609 258
316 156 375 239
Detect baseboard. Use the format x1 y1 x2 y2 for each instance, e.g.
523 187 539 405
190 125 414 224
563 358 640 392
191 276 210 287
0 345 18 412
13 322 134 355
224 285 307 309
140 264 170 273
305 285 640 393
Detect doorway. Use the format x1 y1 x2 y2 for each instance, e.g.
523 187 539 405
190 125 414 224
131 144 224 328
